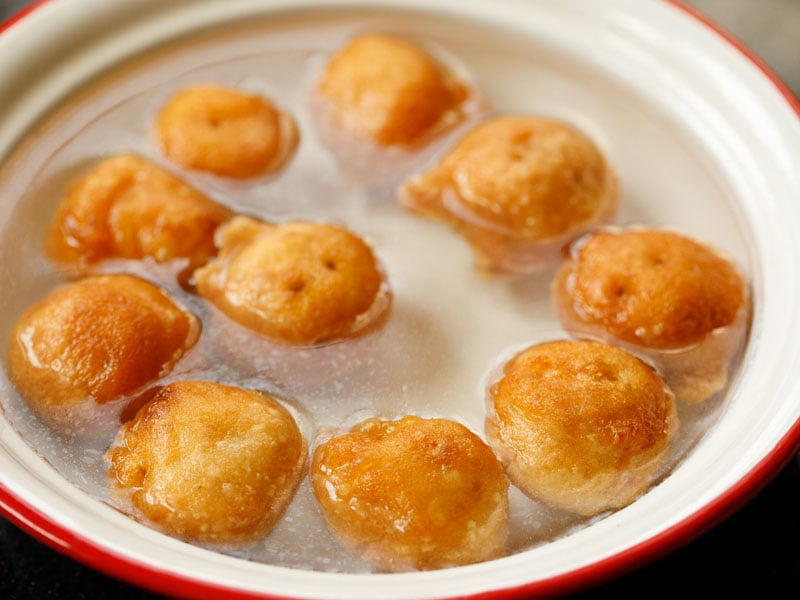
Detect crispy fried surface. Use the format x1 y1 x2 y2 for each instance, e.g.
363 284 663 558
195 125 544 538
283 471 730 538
399 116 618 274
45 153 232 274
555 228 746 349
311 415 509 572
156 84 298 178
7 274 200 429
107 380 307 545
194 216 387 346
486 339 678 516
317 33 469 146
553 228 750 403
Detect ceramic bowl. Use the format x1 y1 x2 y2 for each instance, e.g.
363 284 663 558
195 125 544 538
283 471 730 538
1 1 800 598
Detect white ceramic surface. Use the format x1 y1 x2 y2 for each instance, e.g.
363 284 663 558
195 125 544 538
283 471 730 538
1 1 800 598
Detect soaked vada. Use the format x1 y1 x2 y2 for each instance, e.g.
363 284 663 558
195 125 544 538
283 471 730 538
486 339 678 516
311 415 509 572
553 227 750 404
155 83 298 178
6 274 200 434
399 115 619 275
316 32 472 147
106 380 307 545
45 153 232 277
193 215 390 346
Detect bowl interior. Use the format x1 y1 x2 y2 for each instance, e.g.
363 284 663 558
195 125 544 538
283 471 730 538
1 1 799 598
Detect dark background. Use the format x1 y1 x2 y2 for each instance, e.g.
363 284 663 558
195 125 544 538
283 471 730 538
1 0 799 598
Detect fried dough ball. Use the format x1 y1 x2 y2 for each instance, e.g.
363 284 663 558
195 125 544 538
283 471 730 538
399 116 619 275
486 339 678 516
316 32 471 147
45 153 232 277
6 274 200 434
311 415 509 572
193 215 390 346
155 84 298 178
553 227 750 404
106 380 307 546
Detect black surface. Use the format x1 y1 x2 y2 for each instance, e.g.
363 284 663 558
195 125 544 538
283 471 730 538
2 0 800 598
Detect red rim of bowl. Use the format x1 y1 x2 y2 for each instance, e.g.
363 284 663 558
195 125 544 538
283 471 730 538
0 0 799 598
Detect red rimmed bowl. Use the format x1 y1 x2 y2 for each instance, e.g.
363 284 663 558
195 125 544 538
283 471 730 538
1 1 800 598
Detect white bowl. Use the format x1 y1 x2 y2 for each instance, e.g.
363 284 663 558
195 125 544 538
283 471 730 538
1 1 800 598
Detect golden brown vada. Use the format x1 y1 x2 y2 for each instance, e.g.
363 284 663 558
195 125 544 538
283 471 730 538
553 227 750 403
316 32 471 147
45 153 232 277
106 380 307 545
6 274 200 434
486 339 678 516
193 215 390 346
311 415 509 572
399 115 619 275
155 83 298 178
